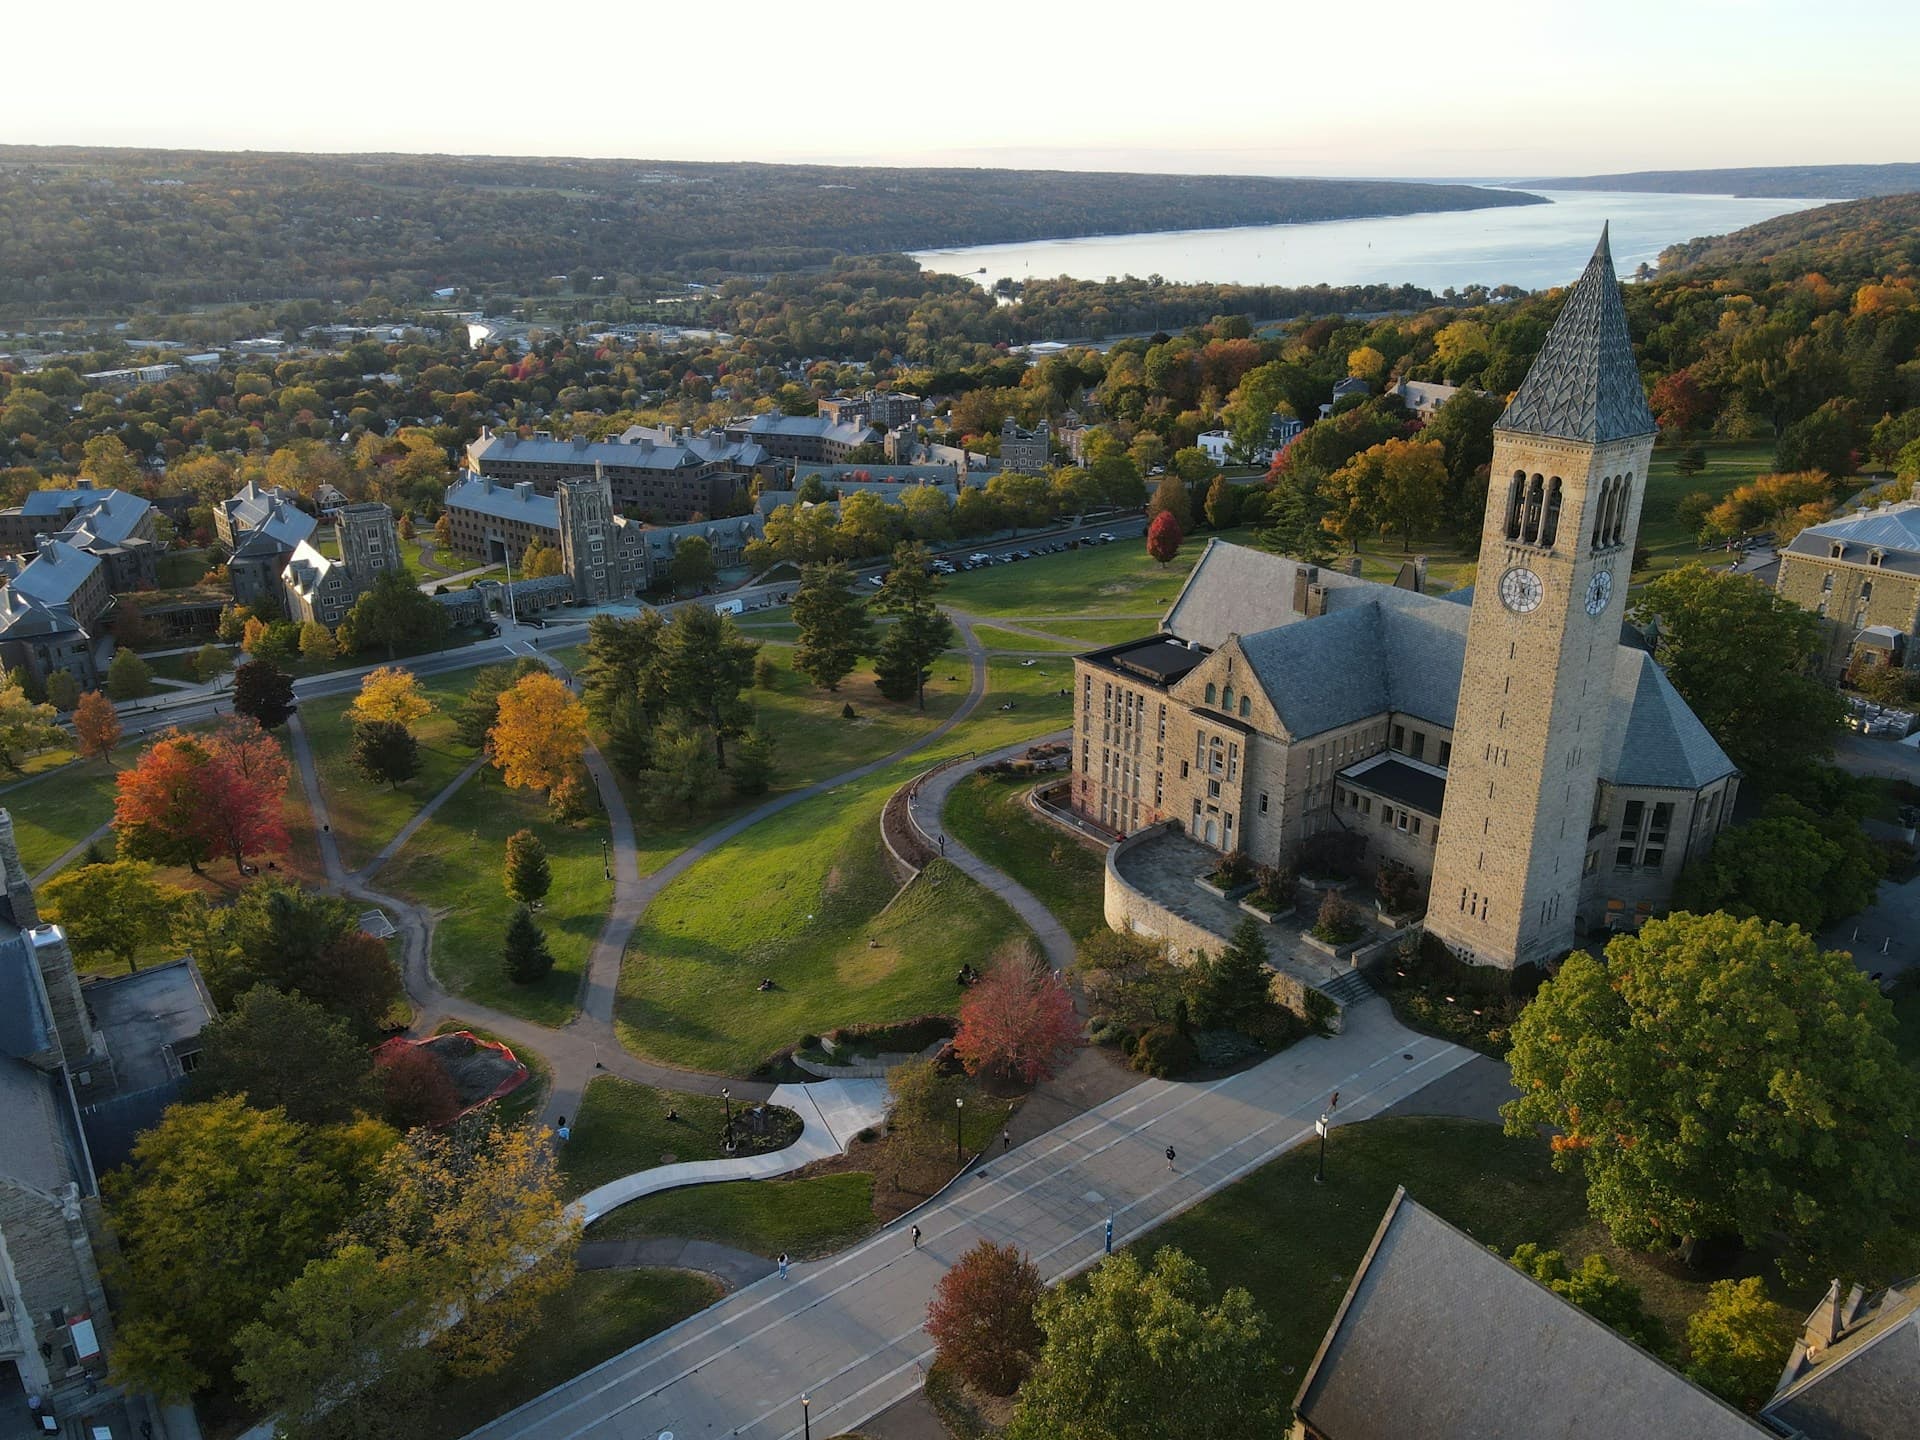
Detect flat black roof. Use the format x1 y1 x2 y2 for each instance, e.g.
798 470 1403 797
1088 635 1209 688
1340 756 1446 816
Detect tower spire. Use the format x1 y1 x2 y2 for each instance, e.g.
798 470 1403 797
1495 224 1653 445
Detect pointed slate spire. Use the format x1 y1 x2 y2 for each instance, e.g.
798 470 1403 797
1496 225 1656 443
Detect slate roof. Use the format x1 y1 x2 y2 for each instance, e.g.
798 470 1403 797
4 538 101 606
55 490 151 546
0 929 53 1062
1786 502 1920 577
0 588 86 642
1295 1190 1769 1440
1496 226 1656 444
20 482 125 518
470 430 725 473
1764 1279 1920 1440
282 538 339 598
636 514 764 562
223 480 304 532
1161 540 1735 789
729 413 876 447
0 1058 88 1196
445 474 560 529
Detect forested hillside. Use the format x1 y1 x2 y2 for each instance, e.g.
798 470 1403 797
1532 163 1920 198
1657 192 1920 279
0 147 1538 311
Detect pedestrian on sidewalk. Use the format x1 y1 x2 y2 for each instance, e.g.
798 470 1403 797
1165 1146 1176 1173
1104 1217 1113 1255
1001 1128 1011 1153
556 1116 571 1142
910 1224 922 1249
777 1252 790 1280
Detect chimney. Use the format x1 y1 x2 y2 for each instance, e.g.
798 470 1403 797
74 477 93 491
514 482 533 502
483 475 495 494
29 924 95 1071
1343 555 1363 577
1293 565 1318 615
36 536 56 562
1807 1279 1846 1350
572 434 589 449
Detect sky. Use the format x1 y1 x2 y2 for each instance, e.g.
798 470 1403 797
6 0 1915 178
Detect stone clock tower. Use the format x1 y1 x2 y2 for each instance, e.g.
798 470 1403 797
1425 228 1657 968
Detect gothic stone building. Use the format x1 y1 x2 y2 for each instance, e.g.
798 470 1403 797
1070 233 1738 966
1774 500 1920 677
281 501 403 627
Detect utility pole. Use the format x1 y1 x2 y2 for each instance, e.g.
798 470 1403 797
1314 1112 1329 1184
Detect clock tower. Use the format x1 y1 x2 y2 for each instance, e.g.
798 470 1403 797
1424 228 1658 969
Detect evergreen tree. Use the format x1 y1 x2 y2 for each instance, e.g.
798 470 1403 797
791 560 875 691
645 724 719 820
579 610 667 725
349 719 419 789
502 905 554 984
1191 918 1273 1031
604 691 654 779
503 828 552 906
233 659 297 729
728 727 778 798
659 606 759 767
871 542 953 710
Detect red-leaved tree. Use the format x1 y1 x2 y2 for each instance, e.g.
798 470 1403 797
925 1240 1045 1396
953 951 1080 1084
1145 510 1184 567
114 722 289 876
204 718 290 872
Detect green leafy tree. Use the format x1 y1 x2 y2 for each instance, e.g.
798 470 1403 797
187 985 381 1126
1508 1245 1668 1355
1191 918 1273 1031
791 560 875 691
193 643 232 683
1628 567 1843 794
1502 913 1919 1282
217 604 248 643
503 904 554 984
871 542 953 710
233 658 297 729
1419 386 1505 529
350 718 420 789
340 569 450 660
40 860 190 974
503 828 552 905
659 605 760 767
0 676 66 772
107 648 154 700
104 1097 348 1399
298 619 338 661
1685 1278 1797 1411
454 657 545 748
192 879 404 1036
45 668 78 712
1202 474 1237 530
1675 801 1881 932
668 534 717 592
1008 1248 1287 1440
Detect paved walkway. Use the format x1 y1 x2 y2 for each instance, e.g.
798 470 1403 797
577 1237 774 1290
575 1079 889 1224
31 818 115 887
466 1003 1474 1440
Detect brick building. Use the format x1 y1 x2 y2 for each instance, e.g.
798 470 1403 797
465 428 754 522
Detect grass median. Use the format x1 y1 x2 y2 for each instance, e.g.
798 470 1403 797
586 1172 879 1258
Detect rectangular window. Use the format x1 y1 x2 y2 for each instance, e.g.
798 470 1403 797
1180 760 1190 779
1392 724 1406 750
1439 740 1452 768
1411 817 1422 836
1259 793 1268 814
1410 732 1426 762
1207 779 1221 799
1396 811 1410 833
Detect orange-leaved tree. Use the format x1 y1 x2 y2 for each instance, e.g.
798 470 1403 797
74 689 123 762
114 722 289 875
925 1240 1045 1396
954 949 1081 1084
347 665 432 729
488 671 586 793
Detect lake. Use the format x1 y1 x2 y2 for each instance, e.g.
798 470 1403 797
911 189 1830 293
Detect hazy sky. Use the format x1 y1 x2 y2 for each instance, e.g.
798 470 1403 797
8 0 1914 177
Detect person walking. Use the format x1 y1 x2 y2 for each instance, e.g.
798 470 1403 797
1001 1129 1011 1153
777 1252 790 1280
910 1224 922 1249
1103 1217 1114 1255
1165 1145 1176 1173
556 1116 571 1143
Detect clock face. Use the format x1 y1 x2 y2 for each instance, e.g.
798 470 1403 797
1585 570 1614 616
1499 566 1544 614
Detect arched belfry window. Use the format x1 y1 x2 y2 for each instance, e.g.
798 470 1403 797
1540 478 1562 548
1609 473 1631 547
1504 471 1525 541
1521 474 1544 544
1592 476 1614 549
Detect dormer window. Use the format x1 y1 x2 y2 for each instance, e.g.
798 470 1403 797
1830 541 1846 560
1870 548 1885 567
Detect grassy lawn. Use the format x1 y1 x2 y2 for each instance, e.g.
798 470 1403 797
1638 440 1778 576
415 1268 722 1440
139 648 227 685
558 1077 740 1199
586 1172 879 1258
944 772 1106 940
6 758 122 877
380 768 610 1026
1012 616 1162 647
1140 1116 1799 1380
155 548 212 588
969 624 1086 653
963 655 1076 753
301 670 483 872
616 642 967 875
617 756 1030 1072
934 530 1255 619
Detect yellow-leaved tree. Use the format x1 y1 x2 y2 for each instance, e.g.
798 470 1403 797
348 666 433 729
489 671 586 792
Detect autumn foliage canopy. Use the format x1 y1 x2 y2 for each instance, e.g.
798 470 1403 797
1145 509 1184 566
488 672 587 792
114 720 289 873
953 950 1081 1084
925 1240 1045 1395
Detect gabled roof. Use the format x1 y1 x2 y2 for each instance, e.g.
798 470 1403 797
0 588 87 642
281 538 340 598
1765 1278 1920 1440
223 480 304 532
56 490 151 547
1230 598 1468 739
1295 1189 1768 1440
1496 227 1656 444
4 538 102 607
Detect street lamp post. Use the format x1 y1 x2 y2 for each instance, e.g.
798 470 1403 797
954 1095 965 1165
722 1085 734 1152
1314 1113 1329 1184
801 1393 811 1440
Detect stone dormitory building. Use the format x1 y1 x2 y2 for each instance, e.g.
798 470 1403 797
1774 500 1920 678
0 807 210 1436
1071 232 1738 967
464 425 772 522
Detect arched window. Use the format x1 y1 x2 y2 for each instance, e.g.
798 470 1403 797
1238 695 1251 718
1221 685 1235 711
1609 474 1631 546
1521 474 1545 544
1205 682 1217 704
1592 476 1614 548
1204 819 1219 847
1504 471 1525 541
1540 478 1562 548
